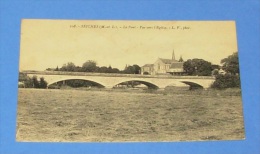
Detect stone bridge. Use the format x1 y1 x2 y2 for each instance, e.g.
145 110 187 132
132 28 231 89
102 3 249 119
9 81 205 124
24 71 215 89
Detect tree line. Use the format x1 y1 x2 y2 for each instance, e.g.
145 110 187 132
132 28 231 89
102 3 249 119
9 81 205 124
46 60 141 74
19 74 47 88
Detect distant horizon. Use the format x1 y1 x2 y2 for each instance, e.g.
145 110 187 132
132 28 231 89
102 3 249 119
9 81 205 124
19 20 238 71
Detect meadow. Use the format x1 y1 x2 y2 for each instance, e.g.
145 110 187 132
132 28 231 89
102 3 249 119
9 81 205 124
16 88 244 142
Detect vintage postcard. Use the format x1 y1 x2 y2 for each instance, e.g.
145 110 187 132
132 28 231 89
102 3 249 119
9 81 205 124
16 19 244 142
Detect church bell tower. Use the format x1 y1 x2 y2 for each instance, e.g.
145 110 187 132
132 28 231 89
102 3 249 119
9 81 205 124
172 49 176 61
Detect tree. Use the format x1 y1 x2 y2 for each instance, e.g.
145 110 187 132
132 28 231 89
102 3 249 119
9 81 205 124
98 66 108 73
24 78 33 88
82 60 97 72
19 73 28 82
31 76 48 88
32 76 40 88
55 66 59 71
19 73 33 88
111 68 120 73
211 52 240 89
107 65 113 73
66 62 76 72
123 65 135 74
60 64 67 71
179 56 184 62
211 64 220 70
74 66 82 72
39 77 48 88
133 64 141 74
183 59 212 76
195 59 212 76
221 52 239 75
212 69 219 76
60 62 76 72
183 59 195 75
122 64 141 74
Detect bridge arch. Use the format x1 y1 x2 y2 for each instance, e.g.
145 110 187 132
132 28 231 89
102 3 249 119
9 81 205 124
180 81 204 90
47 78 106 88
113 79 159 89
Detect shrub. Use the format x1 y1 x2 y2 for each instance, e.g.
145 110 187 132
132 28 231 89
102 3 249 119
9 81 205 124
211 74 240 89
39 77 48 88
18 73 48 89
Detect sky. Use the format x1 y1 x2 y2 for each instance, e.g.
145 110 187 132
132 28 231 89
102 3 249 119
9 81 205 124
19 20 238 71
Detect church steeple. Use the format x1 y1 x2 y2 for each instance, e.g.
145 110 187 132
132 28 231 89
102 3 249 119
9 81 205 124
172 49 176 61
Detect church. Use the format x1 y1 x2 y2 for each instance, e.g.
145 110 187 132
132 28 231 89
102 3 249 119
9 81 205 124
141 50 184 75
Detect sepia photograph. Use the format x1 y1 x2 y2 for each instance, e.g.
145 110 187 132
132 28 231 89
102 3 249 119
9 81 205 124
16 19 244 142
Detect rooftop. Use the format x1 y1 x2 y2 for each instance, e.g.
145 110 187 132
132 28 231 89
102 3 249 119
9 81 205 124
142 64 154 67
159 58 178 64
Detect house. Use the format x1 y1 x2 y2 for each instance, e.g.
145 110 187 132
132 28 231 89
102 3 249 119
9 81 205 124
141 64 154 75
141 50 184 75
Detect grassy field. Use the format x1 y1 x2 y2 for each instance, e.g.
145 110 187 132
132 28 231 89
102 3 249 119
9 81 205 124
16 88 245 142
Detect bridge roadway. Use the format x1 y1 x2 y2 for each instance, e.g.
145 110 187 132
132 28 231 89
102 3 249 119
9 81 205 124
23 71 215 89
